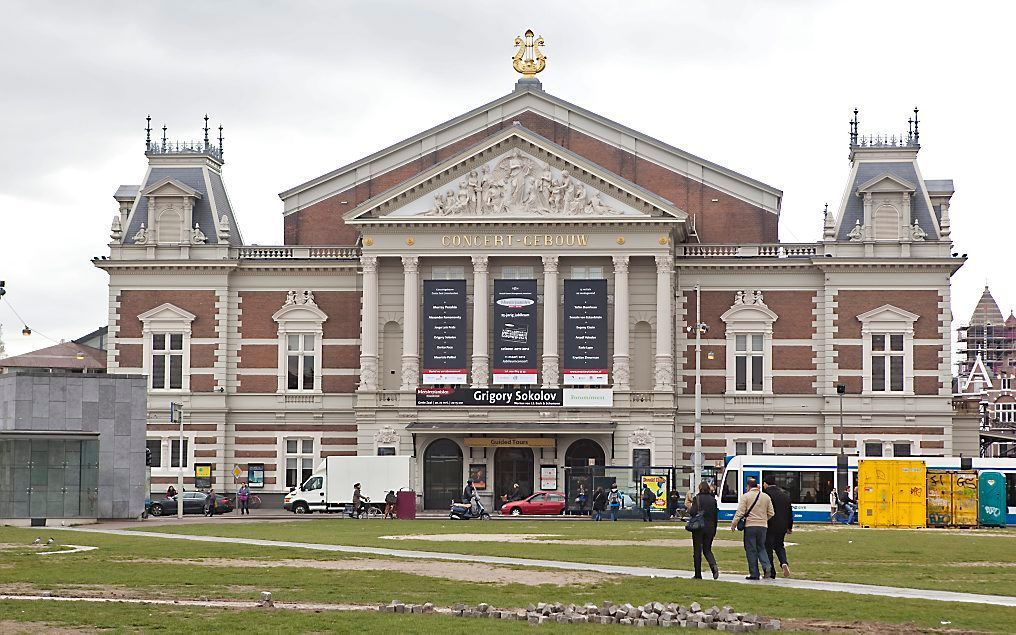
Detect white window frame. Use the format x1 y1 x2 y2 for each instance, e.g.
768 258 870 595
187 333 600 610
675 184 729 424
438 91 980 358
1001 375 1012 391
870 332 905 393
996 402 1016 424
138 303 196 393
720 299 777 395
284 437 316 489
500 265 535 280
570 265 605 280
273 296 327 394
857 304 918 396
284 333 318 391
863 440 884 457
429 265 465 280
731 438 768 456
892 441 912 457
169 437 190 468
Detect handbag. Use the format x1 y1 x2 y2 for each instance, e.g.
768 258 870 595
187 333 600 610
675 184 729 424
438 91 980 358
735 491 761 531
685 513 705 532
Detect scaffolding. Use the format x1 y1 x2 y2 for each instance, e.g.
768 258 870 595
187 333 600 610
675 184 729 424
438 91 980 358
956 286 1016 378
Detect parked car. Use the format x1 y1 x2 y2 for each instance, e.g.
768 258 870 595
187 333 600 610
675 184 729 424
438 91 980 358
500 491 567 516
148 491 234 516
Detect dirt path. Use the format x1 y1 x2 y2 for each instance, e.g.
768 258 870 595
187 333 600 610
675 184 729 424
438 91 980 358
120 556 612 586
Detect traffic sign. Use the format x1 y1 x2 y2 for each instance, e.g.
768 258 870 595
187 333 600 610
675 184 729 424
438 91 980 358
232 465 242 479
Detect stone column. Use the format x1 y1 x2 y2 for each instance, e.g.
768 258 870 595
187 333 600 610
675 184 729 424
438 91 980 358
359 255 379 391
400 255 420 390
541 255 560 388
612 255 630 390
471 255 489 387
654 254 675 390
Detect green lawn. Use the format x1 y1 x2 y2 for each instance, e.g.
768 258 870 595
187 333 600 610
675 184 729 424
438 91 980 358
139 518 1016 596
2 523 1016 633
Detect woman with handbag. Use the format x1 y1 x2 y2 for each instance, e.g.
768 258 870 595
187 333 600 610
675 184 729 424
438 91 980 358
686 481 719 579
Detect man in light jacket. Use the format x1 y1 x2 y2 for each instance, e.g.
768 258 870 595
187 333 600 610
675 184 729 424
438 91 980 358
730 477 775 580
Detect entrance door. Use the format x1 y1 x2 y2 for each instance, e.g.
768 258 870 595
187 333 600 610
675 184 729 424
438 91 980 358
494 447 534 509
423 439 462 509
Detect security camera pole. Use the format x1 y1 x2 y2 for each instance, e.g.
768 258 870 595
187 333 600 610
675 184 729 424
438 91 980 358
171 402 184 518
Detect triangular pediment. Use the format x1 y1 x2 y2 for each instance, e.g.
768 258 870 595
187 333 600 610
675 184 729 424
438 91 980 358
344 126 688 224
856 172 916 194
137 303 197 326
140 177 202 198
856 304 920 325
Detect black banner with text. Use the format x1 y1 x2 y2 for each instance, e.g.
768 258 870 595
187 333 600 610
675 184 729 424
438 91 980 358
563 279 609 384
492 279 538 384
422 279 467 384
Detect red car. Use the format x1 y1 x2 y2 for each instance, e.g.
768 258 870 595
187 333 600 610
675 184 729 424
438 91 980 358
500 491 567 516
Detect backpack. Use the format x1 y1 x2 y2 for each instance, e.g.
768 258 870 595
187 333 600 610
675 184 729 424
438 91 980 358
608 490 621 505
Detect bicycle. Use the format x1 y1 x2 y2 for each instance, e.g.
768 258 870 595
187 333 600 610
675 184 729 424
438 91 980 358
350 496 381 519
832 503 857 525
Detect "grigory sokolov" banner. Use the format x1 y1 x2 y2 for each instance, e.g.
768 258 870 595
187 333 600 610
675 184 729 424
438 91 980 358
422 279 467 384
563 279 609 385
492 279 538 384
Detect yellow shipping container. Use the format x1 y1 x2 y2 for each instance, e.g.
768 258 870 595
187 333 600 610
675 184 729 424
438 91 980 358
927 470 979 527
858 460 927 528
952 471 979 527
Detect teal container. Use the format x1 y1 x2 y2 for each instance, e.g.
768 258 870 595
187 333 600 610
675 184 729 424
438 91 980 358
978 471 1007 527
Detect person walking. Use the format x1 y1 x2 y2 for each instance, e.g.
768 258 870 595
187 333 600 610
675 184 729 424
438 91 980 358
237 482 250 516
166 485 178 499
384 490 397 519
591 486 607 521
607 483 623 521
640 482 656 522
203 489 216 517
352 482 363 518
763 478 793 578
688 481 719 579
828 482 837 523
729 477 774 580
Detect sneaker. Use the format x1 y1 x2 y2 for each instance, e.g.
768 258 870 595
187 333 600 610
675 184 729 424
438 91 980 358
745 576 760 580
711 567 720 580
782 563 790 578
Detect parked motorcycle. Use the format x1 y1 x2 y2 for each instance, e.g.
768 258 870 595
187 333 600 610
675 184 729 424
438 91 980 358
449 495 491 520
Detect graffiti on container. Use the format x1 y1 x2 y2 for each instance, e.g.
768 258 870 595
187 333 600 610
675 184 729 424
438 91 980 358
909 487 922 496
955 475 977 489
984 506 1001 516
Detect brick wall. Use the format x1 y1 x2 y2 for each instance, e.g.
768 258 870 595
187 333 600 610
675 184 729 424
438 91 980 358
834 290 942 339
284 110 775 246
117 290 218 338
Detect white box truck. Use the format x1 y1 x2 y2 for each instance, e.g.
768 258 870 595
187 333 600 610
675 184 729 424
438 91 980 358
283 455 414 514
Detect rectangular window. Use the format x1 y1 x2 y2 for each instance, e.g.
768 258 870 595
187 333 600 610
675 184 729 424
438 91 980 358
764 470 834 504
570 265 605 279
430 265 465 280
734 334 764 392
500 266 535 279
871 333 904 392
1002 375 1013 391
151 333 184 390
377 447 396 456
864 441 883 457
1007 474 1016 508
285 438 315 489
721 470 739 503
169 439 188 468
286 334 316 390
632 448 651 481
734 440 764 456
892 442 912 457
146 439 162 468
997 403 1016 424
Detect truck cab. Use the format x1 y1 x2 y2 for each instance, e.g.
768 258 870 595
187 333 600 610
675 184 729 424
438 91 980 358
283 473 327 514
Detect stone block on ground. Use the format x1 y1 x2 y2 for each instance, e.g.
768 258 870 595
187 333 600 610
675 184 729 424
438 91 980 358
765 619 781 631
620 618 633 625
422 603 434 613
653 602 666 613
690 602 701 613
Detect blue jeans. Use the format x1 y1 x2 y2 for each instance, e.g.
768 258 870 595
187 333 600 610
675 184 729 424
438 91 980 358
743 526 771 579
609 507 619 521
593 510 602 521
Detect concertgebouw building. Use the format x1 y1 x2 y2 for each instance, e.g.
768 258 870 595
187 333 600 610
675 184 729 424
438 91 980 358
95 33 971 509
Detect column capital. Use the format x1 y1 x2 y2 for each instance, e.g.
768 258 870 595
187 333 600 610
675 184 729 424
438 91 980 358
541 255 559 273
655 254 674 273
612 254 629 274
471 254 488 273
361 255 378 274
401 255 419 274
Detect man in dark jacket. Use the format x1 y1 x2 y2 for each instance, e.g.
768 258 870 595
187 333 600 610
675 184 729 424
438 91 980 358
763 478 794 578
640 483 656 522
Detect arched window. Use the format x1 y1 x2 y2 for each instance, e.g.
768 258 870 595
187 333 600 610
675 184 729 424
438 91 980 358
157 207 183 243
423 439 463 509
872 205 900 241
564 439 606 467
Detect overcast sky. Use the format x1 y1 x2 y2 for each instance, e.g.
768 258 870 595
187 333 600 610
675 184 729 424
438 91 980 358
1 1 1011 359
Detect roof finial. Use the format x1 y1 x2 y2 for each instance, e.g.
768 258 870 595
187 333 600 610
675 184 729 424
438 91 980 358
849 108 859 146
145 115 152 150
161 124 167 151
203 114 210 149
912 107 920 145
218 125 224 158
512 29 546 79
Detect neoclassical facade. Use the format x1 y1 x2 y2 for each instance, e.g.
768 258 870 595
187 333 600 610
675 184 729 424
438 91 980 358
96 62 970 507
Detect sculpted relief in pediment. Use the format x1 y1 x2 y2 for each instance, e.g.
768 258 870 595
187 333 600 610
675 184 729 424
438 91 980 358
416 149 631 218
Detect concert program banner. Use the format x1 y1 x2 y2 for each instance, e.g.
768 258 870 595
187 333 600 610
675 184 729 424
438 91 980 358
563 279 609 385
492 279 538 384
422 279 467 384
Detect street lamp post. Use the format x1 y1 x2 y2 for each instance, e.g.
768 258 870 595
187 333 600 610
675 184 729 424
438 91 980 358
836 384 847 493
836 384 846 453
690 284 709 488
171 402 183 518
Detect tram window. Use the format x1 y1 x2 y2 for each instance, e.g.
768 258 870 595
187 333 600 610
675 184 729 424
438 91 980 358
721 470 739 503
764 470 834 504
1007 474 1016 508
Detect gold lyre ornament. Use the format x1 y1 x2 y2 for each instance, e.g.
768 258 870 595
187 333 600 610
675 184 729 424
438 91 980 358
513 29 546 78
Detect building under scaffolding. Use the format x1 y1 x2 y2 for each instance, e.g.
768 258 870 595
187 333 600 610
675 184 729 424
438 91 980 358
957 286 1016 378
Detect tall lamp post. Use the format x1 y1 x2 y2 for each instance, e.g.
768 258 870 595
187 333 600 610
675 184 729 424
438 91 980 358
687 284 709 487
836 384 847 492
171 402 183 518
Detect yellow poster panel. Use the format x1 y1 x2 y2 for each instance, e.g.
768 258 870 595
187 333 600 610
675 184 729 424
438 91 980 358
194 465 212 478
641 475 668 511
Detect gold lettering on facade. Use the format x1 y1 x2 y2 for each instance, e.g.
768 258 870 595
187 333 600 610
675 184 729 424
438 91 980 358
438 234 589 248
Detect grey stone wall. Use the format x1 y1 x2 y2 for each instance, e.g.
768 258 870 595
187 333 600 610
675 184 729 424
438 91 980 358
0 372 148 519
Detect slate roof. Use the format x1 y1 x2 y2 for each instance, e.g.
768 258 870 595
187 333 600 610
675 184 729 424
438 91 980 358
122 165 242 246
924 179 954 195
0 342 106 371
836 161 939 240
114 185 139 201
